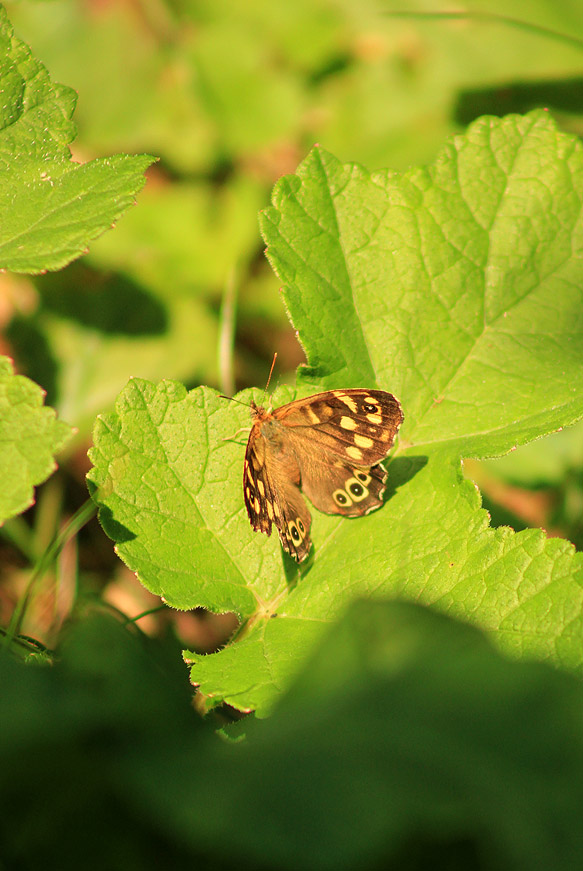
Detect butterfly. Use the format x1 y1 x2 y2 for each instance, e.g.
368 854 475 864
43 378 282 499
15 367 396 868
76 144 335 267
243 389 403 562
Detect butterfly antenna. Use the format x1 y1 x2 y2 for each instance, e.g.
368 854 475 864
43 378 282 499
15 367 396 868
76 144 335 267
219 394 253 441
219 395 250 407
263 352 278 403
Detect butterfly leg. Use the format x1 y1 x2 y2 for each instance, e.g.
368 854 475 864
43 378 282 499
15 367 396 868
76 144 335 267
223 426 252 442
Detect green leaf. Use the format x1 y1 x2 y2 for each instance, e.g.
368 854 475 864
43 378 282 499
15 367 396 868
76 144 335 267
87 380 258 618
262 110 583 456
0 355 72 525
0 6 154 273
89 111 583 714
132 602 583 871
4 602 583 868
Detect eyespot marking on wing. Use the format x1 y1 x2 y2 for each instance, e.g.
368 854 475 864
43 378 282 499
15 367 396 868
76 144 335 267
333 488 352 507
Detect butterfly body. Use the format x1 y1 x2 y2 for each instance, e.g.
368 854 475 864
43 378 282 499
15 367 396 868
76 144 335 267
243 389 403 562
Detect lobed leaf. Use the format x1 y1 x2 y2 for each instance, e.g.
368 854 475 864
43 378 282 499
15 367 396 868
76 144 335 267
262 110 583 457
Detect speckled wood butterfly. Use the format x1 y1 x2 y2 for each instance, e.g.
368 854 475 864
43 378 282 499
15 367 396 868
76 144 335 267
244 389 403 562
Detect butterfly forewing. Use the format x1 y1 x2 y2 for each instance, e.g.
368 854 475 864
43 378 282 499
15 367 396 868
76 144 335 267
276 390 403 467
243 389 403 562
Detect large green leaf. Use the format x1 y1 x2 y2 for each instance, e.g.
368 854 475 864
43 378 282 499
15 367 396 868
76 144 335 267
89 111 583 714
263 110 583 456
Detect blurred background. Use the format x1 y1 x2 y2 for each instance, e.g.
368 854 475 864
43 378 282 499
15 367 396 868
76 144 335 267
1 0 582 652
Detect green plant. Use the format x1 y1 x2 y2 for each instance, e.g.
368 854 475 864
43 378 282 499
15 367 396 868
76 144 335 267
2 4 583 868
87 111 583 715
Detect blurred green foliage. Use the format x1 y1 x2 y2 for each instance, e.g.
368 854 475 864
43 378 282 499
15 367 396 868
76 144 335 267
4 602 583 870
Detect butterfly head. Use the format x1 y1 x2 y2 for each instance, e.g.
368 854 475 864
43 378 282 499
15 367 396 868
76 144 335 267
250 399 273 423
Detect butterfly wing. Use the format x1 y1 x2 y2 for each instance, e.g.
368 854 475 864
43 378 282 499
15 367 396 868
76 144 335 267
274 389 403 516
244 423 312 562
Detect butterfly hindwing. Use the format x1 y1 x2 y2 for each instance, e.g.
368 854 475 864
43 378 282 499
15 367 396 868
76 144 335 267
244 424 312 561
269 477 312 562
243 429 271 535
300 461 388 516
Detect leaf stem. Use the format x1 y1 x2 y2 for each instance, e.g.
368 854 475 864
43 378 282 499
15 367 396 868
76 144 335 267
3 498 97 645
218 266 238 398
123 605 168 625
33 475 63 557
